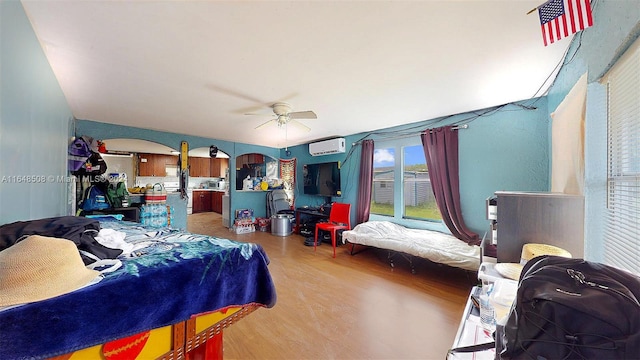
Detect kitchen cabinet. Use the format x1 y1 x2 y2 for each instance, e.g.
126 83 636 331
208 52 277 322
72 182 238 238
189 157 211 177
190 157 228 177
210 158 229 178
138 153 178 177
192 190 212 213
237 153 264 168
211 191 223 214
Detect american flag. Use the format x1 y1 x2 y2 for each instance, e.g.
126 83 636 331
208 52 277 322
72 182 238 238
538 0 593 46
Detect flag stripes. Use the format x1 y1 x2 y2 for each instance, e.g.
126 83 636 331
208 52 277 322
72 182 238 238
538 0 593 46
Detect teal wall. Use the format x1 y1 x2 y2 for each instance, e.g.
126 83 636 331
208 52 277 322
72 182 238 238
3 0 637 246
78 101 552 239
282 98 550 236
544 0 640 262
0 1 74 225
75 119 281 219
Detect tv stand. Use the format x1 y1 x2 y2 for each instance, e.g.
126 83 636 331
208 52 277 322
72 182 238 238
294 207 329 234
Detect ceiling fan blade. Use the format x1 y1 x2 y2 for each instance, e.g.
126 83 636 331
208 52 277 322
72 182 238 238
288 110 317 120
205 84 265 104
289 119 311 132
254 119 276 130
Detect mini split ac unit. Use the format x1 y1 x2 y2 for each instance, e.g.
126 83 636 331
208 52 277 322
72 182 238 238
308 138 346 156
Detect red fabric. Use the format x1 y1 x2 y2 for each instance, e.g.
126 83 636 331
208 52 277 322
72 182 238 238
421 126 479 246
102 331 150 360
279 158 296 207
186 332 223 360
356 139 374 224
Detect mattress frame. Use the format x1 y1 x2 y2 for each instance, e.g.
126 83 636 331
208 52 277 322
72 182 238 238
49 304 260 360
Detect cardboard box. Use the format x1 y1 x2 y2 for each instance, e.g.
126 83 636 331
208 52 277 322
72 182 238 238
235 209 254 219
234 224 255 234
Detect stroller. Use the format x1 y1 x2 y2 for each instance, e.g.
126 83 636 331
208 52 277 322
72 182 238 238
266 189 294 217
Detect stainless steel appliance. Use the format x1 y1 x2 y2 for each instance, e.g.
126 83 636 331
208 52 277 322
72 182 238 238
222 195 229 227
206 179 227 191
494 191 584 263
271 214 293 236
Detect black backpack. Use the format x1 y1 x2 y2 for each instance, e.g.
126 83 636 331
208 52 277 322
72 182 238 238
497 255 640 359
450 256 640 359
73 151 107 176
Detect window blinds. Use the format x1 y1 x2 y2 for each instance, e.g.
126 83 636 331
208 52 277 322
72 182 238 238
602 36 640 275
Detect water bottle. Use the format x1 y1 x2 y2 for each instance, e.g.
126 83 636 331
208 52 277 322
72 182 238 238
140 205 148 225
479 281 496 334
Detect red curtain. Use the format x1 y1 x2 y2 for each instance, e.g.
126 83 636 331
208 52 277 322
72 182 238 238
356 139 374 224
421 126 479 246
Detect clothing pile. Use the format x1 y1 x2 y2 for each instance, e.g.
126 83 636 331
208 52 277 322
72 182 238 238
0 216 121 264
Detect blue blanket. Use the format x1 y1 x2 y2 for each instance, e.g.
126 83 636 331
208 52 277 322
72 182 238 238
0 220 277 359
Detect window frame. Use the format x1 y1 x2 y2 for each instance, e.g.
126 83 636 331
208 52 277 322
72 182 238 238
369 138 448 232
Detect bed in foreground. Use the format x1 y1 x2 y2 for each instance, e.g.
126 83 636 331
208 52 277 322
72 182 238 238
342 221 480 272
0 217 277 359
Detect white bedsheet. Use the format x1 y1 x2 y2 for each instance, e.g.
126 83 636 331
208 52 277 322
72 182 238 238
342 221 480 271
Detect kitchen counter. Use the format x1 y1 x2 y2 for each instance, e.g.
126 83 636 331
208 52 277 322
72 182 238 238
191 188 226 192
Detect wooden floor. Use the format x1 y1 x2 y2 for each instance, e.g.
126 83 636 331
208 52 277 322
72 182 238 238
187 212 475 360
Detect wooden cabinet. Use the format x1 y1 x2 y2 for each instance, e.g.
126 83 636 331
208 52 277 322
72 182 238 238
138 153 178 176
192 190 223 213
237 153 264 168
189 157 211 177
211 191 223 214
252 154 264 164
210 158 229 177
192 190 212 213
190 157 229 177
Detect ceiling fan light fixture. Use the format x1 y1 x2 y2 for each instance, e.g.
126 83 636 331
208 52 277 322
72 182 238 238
271 102 292 116
276 114 289 126
250 101 315 131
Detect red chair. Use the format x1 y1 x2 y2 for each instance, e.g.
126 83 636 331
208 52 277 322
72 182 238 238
314 203 351 258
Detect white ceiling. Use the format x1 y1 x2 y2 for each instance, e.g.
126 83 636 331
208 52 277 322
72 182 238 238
22 0 571 149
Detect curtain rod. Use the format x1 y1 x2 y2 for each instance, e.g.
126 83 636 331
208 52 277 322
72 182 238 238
352 124 468 145
426 124 469 133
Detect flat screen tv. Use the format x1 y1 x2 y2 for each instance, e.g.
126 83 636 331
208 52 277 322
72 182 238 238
303 161 341 197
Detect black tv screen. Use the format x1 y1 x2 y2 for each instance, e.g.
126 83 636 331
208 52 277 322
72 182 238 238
303 161 341 197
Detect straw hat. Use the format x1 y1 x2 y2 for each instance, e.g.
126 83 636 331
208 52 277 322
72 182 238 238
0 235 100 307
495 243 572 280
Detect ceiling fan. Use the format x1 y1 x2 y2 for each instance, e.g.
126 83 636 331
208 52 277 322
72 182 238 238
249 102 317 131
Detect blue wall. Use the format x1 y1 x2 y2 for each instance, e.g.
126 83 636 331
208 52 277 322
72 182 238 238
4 0 637 246
0 1 74 225
78 97 552 238
544 0 640 262
75 119 281 219
282 99 551 236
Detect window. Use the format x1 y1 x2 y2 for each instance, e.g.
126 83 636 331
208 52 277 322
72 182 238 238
602 37 640 274
403 145 441 221
371 147 394 216
370 141 442 222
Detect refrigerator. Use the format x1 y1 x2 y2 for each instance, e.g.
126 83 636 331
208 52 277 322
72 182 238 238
222 195 230 228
